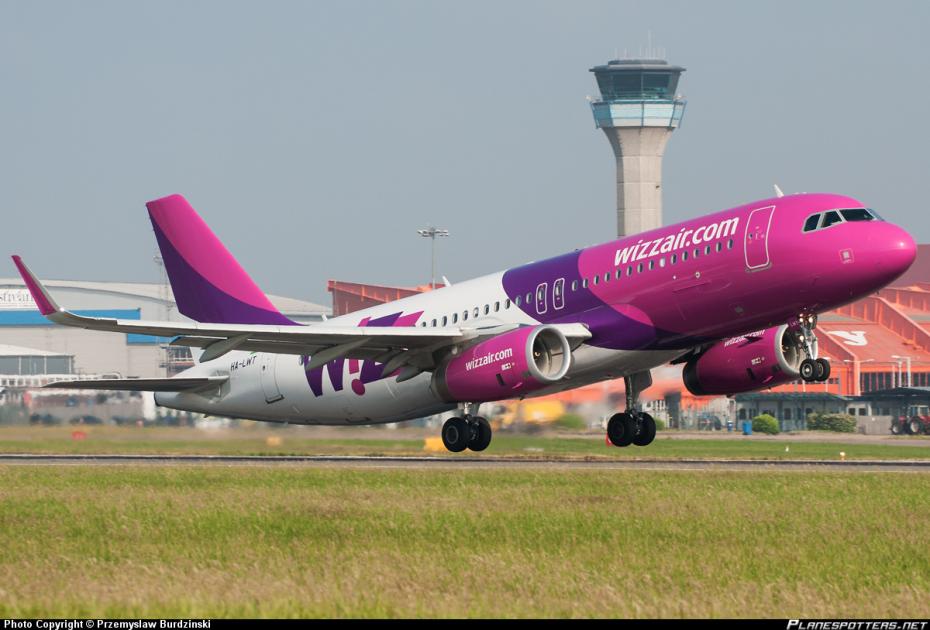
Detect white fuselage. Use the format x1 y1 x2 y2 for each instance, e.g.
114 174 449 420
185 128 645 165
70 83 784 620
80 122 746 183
155 271 681 424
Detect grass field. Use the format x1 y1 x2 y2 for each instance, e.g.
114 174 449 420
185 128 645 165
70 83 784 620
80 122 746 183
0 465 928 618
1 425 929 460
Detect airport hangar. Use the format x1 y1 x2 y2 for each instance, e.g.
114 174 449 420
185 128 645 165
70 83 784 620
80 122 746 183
0 278 329 383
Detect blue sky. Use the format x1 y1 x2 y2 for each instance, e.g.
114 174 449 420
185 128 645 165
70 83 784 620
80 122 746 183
3 0 928 304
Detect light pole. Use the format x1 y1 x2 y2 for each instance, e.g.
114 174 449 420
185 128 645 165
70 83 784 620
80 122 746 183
892 355 912 388
417 226 449 289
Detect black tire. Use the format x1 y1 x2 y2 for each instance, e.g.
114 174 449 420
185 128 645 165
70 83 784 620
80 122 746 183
908 419 922 436
441 417 469 452
607 412 635 447
816 358 831 382
891 422 902 435
632 413 656 446
799 359 817 382
467 417 492 452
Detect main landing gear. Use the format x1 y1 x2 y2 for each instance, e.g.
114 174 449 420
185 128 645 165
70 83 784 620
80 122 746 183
794 313 831 383
607 371 657 447
441 404 492 452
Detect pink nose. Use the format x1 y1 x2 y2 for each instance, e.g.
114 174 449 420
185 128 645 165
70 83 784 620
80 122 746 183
871 223 917 284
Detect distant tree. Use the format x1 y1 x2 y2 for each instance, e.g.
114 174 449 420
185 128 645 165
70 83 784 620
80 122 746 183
554 413 586 430
752 413 780 435
807 412 857 433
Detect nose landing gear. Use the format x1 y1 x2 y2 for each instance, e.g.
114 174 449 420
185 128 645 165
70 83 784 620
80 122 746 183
794 313 831 383
607 371 657 448
441 404 492 452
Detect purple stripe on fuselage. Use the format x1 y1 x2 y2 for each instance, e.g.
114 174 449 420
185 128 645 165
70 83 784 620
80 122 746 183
151 222 299 326
501 251 660 350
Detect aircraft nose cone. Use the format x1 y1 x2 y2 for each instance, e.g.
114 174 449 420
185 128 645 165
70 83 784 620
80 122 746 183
872 222 917 283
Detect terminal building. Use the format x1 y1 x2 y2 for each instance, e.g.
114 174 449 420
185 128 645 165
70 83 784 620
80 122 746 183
0 278 329 380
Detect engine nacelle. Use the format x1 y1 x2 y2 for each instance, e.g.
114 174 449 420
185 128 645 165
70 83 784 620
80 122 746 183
683 324 817 396
432 325 572 402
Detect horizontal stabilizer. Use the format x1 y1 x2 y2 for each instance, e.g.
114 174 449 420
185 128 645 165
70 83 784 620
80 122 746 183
43 376 228 392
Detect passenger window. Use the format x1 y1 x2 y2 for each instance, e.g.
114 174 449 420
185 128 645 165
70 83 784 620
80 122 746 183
727 239 733 249
604 272 610 283
452 313 458 323
593 275 599 285
803 214 821 232
671 254 677 264
626 266 633 276
484 304 489 315
431 319 437 327
515 296 522 307
822 210 842 228
525 292 532 304
659 257 666 268
715 242 722 252
462 310 468 321
693 248 700 258
494 302 500 312
648 260 654 270
571 280 578 291
682 251 688 261
473 307 479 318
637 263 643 273
582 279 588 288
704 245 711 255
616 269 622 279
442 316 447 326
505 299 511 309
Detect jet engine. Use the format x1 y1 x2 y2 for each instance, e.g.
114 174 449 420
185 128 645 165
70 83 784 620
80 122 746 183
432 325 572 402
682 324 816 396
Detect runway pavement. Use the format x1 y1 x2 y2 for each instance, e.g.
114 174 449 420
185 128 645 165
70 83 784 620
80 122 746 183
2 453 930 471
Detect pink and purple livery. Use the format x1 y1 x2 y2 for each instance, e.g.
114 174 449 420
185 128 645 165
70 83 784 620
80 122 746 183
12 192 915 451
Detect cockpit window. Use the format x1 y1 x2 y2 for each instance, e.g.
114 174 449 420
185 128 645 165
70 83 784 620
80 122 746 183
803 214 821 232
840 208 875 222
821 211 842 228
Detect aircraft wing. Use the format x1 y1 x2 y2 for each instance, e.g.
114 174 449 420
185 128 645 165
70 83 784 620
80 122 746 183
13 256 591 376
43 376 228 392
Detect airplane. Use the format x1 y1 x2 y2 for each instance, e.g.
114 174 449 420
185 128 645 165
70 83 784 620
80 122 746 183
12 193 916 452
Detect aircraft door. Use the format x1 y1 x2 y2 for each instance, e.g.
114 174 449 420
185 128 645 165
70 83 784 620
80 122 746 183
260 353 284 403
744 205 775 271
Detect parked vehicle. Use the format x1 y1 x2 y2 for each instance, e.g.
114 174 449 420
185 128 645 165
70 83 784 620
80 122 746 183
891 405 930 435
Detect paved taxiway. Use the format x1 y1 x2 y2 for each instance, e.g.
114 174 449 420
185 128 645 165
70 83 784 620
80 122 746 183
1 454 929 472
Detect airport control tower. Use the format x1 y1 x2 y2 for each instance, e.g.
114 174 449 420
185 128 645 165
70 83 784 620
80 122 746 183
590 59 686 237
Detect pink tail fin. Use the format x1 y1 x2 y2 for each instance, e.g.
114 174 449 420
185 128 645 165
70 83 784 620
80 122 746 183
146 194 297 325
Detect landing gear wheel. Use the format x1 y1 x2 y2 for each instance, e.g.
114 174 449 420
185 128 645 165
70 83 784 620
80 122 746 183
812 359 826 381
908 419 923 436
607 412 635 447
467 417 492 452
441 417 470 452
815 358 831 382
800 358 818 382
632 413 656 447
